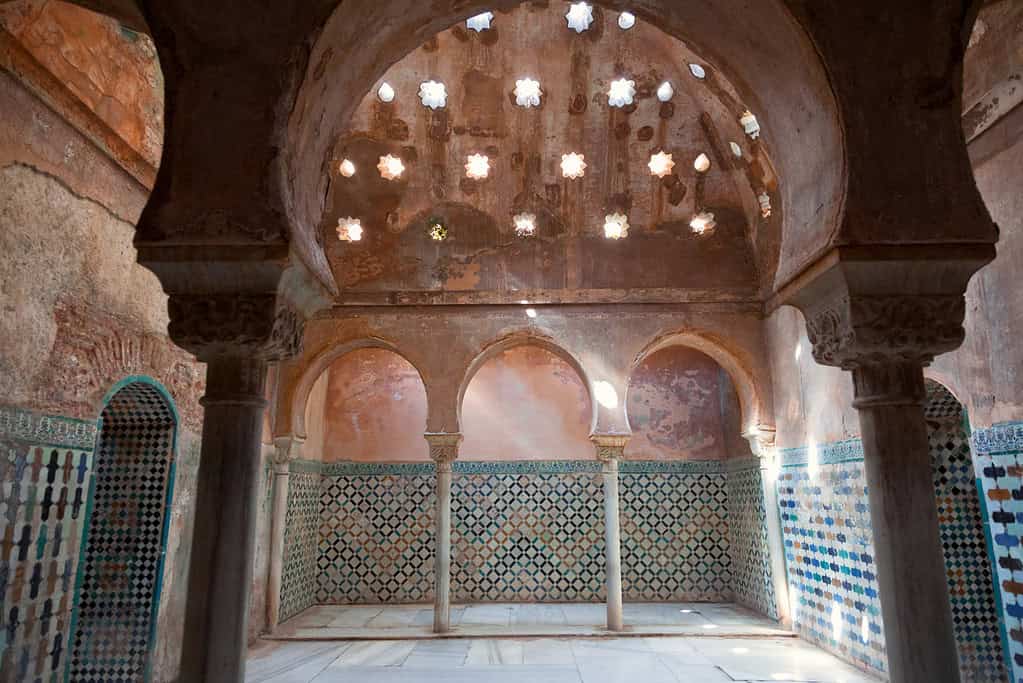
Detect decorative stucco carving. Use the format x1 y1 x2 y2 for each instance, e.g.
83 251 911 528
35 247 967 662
591 434 630 462
424 432 462 465
168 295 304 361
272 435 305 470
804 294 966 370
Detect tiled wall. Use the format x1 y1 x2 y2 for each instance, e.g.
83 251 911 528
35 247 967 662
621 463 731 601
279 460 322 622
282 460 747 612
778 425 1008 681
726 458 778 619
0 406 97 682
973 421 1023 683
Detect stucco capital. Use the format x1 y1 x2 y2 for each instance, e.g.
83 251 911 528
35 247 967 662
272 435 305 470
742 425 776 460
591 434 630 462
424 433 462 465
168 295 304 362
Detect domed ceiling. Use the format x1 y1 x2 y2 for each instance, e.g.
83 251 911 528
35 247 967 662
322 2 780 305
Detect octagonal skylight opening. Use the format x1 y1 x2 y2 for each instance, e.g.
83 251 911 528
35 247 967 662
603 213 629 240
514 78 543 108
688 63 706 79
566 2 594 33
429 221 448 241
740 110 761 139
618 11 636 30
608 78 636 107
656 82 674 102
377 154 405 180
339 159 356 178
465 153 491 180
729 141 743 158
694 153 711 173
648 151 675 178
561 152 587 179
758 191 772 218
377 82 395 103
514 212 537 237
336 217 363 242
466 11 494 32
690 211 716 234
419 80 448 109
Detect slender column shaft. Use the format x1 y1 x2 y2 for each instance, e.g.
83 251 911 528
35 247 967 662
434 461 453 632
266 456 291 632
426 433 461 634
853 361 959 683
179 356 268 683
758 463 791 625
602 457 624 631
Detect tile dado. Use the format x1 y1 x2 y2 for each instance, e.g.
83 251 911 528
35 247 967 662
779 426 1008 682
280 459 769 613
0 405 97 682
972 421 1023 683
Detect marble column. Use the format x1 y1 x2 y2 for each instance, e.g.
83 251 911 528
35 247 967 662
797 286 976 683
852 360 959 682
266 435 303 632
179 355 268 683
593 434 628 632
426 433 461 633
744 427 791 626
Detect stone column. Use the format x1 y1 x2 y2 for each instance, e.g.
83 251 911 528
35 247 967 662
593 434 628 632
180 355 269 682
425 433 461 633
799 290 972 683
744 427 791 626
266 435 303 632
168 296 305 683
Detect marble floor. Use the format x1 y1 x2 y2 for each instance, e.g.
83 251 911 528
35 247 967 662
246 635 882 683
271 602 792 640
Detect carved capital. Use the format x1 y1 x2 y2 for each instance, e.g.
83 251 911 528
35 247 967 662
168 295 304 361
425 433 462 466
742 425 777 460
803 294 965 370
591 434 630 463
272 436 305 470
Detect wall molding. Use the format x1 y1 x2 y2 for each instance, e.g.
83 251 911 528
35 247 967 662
777 438 864 467
0 404 98 449
312 459 730 476
972 421 1023 454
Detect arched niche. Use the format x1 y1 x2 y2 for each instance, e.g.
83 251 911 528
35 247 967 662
625 345 749 460
460 342 593 460
304 347 430 461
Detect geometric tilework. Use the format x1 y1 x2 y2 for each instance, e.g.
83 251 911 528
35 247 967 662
68 381 176 683
0 417 93 683
621 471 731 601
726 461 778 619
973 422 1023 683
279 467 321 622
777 459 887 675
318 474 435 604
453 472 605 602
926 381 1007 682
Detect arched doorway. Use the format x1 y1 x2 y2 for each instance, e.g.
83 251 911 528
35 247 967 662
924 379 1007 681
67 379 177 682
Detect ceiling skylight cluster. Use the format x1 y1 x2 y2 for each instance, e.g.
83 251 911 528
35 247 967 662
565 2 594 32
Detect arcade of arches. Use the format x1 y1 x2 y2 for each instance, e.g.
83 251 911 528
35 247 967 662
1 1 1022 682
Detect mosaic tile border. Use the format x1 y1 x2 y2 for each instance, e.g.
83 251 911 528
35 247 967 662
0 405 98 450
778 439 864 467
317 460 728 476
972 421 1023 454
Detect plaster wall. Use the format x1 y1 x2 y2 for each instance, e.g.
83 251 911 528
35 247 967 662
0 14 209 680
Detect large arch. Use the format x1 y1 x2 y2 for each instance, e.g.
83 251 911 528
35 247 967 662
629 329 766 438
456 332 596 435
285 0 845 293
291 337 429 439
